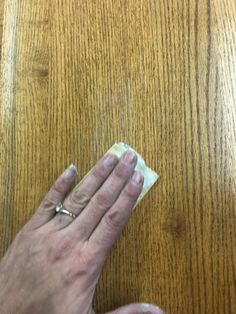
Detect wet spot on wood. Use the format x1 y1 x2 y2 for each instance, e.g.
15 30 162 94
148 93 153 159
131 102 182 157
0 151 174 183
163 215 186 239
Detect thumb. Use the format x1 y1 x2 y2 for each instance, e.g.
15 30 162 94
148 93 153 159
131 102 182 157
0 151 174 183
105 303 164 314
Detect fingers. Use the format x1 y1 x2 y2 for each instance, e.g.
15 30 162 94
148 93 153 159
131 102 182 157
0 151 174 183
68 150 138 238
105 303 164 314
49 153 119 229
25 164 77 230
88 170 143 257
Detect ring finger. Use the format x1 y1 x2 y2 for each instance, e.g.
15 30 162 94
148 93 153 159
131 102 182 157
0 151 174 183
47 152 119 230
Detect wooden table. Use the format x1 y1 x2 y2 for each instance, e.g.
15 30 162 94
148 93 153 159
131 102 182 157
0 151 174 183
0 1 235 313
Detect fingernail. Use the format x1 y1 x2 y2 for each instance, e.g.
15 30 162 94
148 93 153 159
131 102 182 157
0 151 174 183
141 303 164 314
104 153 118 168
123 150 136 164
132 171 143 185
63 164 77 181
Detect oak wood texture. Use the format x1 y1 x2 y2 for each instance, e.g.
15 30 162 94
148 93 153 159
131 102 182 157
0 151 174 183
0 1 236 313
0 0 4 65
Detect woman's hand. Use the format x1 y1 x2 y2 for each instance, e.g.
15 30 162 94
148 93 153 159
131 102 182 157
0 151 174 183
0 150 163 314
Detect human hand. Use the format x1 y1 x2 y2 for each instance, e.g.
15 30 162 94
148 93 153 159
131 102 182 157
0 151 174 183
0 150 163 314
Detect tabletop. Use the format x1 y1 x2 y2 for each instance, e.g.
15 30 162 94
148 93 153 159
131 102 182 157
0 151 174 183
0 1 236 313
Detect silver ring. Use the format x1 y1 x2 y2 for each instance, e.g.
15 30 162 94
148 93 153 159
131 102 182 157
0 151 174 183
55 203 77 220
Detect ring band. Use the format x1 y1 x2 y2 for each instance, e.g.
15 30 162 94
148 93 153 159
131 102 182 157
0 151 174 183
55 202 77 220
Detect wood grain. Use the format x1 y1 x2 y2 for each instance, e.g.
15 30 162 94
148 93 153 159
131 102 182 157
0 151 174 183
0 1 236 313
0 1 4 65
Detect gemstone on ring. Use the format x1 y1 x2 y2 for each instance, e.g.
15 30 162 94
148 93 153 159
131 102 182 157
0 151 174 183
55 202 77 220
55 203 63 213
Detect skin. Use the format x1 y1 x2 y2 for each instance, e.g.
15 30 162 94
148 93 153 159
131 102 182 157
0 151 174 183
0 150 163 314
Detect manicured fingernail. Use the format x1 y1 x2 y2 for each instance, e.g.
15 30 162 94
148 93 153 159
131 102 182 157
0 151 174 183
63 164 77 181
132 171 143 185
104 153 118 168
123 150 136 164
141 303 164 314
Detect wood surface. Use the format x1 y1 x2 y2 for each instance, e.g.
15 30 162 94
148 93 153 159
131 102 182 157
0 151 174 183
0 1 236 313
0 0 4 66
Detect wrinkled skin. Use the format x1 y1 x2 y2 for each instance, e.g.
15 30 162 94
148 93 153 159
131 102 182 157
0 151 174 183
0 150 163 314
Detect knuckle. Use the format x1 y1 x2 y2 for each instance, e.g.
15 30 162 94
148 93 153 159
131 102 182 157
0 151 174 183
62 250 91 285
113 163 129 179
62 265 90 286
69 190 90 208
62 267 79 286
94 192 112 209
122 185 138 201
76 248 93 266
53 179 66 194
104 210 122 231
71 224 87 239
40 197 55 213
51 236 76 262
73 245 99 272
63 248 98 284
92 165 108 180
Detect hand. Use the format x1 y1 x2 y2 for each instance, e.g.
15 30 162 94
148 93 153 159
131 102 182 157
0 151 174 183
0 150 163 314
